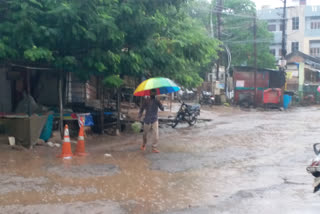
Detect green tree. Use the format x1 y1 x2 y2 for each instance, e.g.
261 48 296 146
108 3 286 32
220 0 275 68
0 0 123 83
189 0 276 69
116 0 219 88
0 0 220 88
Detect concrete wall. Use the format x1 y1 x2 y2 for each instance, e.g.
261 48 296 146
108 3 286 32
286 6 306 54
0 67 12 112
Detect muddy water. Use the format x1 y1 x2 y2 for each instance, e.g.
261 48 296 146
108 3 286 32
0 107 319 214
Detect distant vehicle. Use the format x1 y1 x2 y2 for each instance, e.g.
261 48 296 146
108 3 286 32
199 91 215 106
180 88 197 100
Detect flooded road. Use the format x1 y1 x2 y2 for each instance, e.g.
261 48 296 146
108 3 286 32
0 106 319 214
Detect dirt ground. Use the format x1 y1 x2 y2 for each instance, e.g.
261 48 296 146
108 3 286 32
0 105 319 214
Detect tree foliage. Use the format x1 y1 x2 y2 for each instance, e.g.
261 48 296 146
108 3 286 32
220 0 276 68
0 0 219 88
189 0 276 69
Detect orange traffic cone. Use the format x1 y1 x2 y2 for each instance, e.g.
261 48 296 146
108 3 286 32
75 122 88 156
57 125 73 159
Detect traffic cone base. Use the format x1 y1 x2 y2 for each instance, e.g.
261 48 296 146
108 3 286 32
75 152 88 156
57 125 73 159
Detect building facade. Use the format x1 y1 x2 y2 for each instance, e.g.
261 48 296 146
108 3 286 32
258 2 320 60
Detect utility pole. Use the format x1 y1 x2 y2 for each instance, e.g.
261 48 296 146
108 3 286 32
280 0 287 106
59 70 64 139
253 13 257 107
210 3 214 39
281 0 287 58
216 0 222 81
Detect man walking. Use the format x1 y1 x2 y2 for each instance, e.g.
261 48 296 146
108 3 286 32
138 89 164 153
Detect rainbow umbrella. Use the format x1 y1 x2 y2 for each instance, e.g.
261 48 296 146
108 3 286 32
134 77 180 96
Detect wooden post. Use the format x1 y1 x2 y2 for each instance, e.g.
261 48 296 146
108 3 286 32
116 88 121 136
26 69 31 116
59 70 64 139
170 93 172 112
100 80 104 134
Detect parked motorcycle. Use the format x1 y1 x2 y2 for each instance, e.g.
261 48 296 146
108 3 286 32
306 143 320 193
180 89 197 101
172 100 200 128
199 91 215 106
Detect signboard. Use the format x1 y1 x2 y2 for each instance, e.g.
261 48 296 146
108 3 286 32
236 80 245 87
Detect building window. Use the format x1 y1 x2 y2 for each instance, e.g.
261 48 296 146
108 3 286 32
312 6 318 12
310 40 320 57
268 24 276 31
311 21 320 29
270 49 276 56
291 42 299 52
311 48 320 57
292 17 299 30
310 48 320 57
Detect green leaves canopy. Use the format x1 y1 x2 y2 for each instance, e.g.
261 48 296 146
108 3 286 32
189 0 276 69
220 0 276 68
0 0 219 88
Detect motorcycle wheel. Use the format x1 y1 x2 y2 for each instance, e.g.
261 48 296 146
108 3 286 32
188 116 197 126
172 119 179 128
172 114 182 128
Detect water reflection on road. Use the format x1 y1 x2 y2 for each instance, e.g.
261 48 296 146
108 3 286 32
0 107 319 214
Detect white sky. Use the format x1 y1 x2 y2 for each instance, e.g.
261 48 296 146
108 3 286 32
253 0 320 9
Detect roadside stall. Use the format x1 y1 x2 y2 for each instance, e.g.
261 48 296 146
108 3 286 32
0 64 60 148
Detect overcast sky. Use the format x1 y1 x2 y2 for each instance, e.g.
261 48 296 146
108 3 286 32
253 0 319 9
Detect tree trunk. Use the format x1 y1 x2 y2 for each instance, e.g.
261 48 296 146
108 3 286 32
59 70 64 139
100 81 104 134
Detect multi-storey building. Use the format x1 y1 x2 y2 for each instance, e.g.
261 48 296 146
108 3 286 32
258 0 320 60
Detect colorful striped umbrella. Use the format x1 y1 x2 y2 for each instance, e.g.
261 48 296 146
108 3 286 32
134 77 180 96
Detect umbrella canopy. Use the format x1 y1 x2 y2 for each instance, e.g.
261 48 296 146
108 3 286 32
134 77 180 96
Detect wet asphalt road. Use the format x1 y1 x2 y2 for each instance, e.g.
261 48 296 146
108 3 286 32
0 106 319 214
